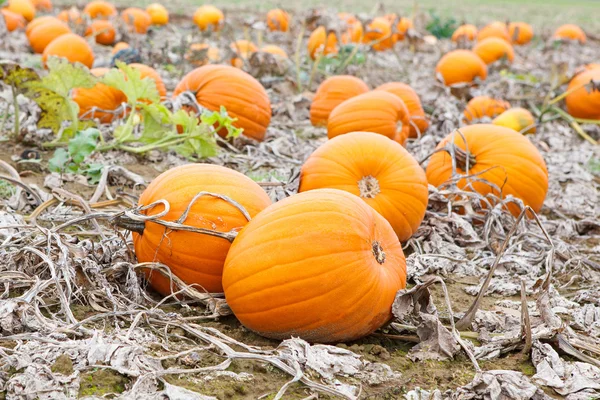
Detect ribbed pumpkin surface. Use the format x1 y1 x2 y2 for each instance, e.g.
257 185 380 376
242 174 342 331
310 75 369 127
376 82 429 137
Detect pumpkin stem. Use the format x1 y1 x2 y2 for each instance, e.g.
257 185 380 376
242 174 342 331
450 146 477 170
358 175 381 199
113 215 146 234
372 241 386 264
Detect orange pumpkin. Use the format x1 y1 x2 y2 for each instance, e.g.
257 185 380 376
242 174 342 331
30 0 51 12
85 20 116 45
266 8 289 32
2 9 26 31
300 132 428 241
133 164 271 295
25 15 58 37
375 82 429 138
473 37 515 65
426 124 548 216
229 40 257 67
363 17 394 51
565 68 600 120
185 43 220 66
310 75 369 127
42 33 94 68
121 8 151 34
6 0 36 22
193 5 223 31
463 96 511 123
28 19 71 54
57 7 83 26
583 63 600 71
73 68 127 123
173 65 272 142
553 24 586 44
452 24 477 42
307 26 338 59
146 3 168 25
508 22 533 45
112 41 130 54
223 188 406 343
260 45 288 58
492 107 536 134
83 0 117 19
327 91 411 145
394 17 413 41
436 50 488 86
477 21 510 42
339 12 363 44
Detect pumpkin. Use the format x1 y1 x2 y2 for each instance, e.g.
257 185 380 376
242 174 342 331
463 96 511 123
28 18 71 54
129 63 167 100
299 132 428 241
173 65 272 142
339 12 363 44
223 188 406 343
121 8 151 34
583 63 600 71
72 68 127 123
565 68 600 120
553 24 586 44
57 7 83 26
307 26 338 59
435 50 488 86
193 5 223 31
426 124 548 216
42 33 94 68
85 20 116 45
266 8 289 32
327 91 411 145
83 0 117 19
260 45 288 58
477 21 510 42
229 40 257 67
6 0 35 22
363 17 394 51
394 17 413 41
2 9 26 31
133 164 271 295
112 41 130 54
508 22 533 45
25 15 58 37
310 75 369 127
30 0 51 12
473 37 515 65
375 82 429 138
452 24 477 42
492 107 536 134
146 3 168 25
185 43 220 66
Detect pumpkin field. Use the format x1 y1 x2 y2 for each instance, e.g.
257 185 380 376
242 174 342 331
1 0 600 398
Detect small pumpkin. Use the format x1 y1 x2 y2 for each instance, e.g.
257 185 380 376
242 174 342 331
72 68 127 123
57 7 83 26
83 0 117 19
394 17 413 41
266 8 289 32
339 12 363 44
193 5 223 31
121 8 151 34
185 43 220 66
307 26 338 59
31 0 51 12
492 107 536 134
146 3 168 25
426 124 548 216
327 91 411 145
6 0 36 22
451 24 477 42
477 21 510 42
363 17 394 51
173 65 272 142
134 164 272 295
435 50 488 86
25 15 58 37
552 24 586 44
473 37 515 65
260 45 288 58
85 20 116 45
508 22 533 45
112 41 130 54
583 63 600 71
463 96 511 123
376 82 429 138
310 75 369 127
42 33 94 68
222 188 406 343
229 40 257 68
28 19 71 54
299 132 428 241
565 68 600 120
2 9 26 31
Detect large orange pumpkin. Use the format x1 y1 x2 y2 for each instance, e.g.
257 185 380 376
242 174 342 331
492 107 536 134
508 22 533 45
426 124 548 216
473 37 515 65
299 132 428 241
477 21 510 42
85 19 116 45
6 0 36 22
375 82 429 138
25 15 58 37
463 96 511 123
327 91 411 145
31 0 51 12
121 8 151 34
134 164 272 295
42 33 94 68
222 188 406 343
552 24 586 43
193 5 223 31
83 0 117 19
565 68 600 120
146 3 168 25
266 8 289 32
73 68 127 123
363 17 394 51
28 18 71 54
310 75 369 127
435 50 487 86
307 26 338 59
452 24 477 42
2 9 26 31
57 7 83 26
172 65 272 142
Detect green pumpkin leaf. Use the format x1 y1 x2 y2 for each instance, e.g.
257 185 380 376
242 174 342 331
48 148 70 173
138 103 172 143
68 128 99 164
82 163 104 184
103 61 160 106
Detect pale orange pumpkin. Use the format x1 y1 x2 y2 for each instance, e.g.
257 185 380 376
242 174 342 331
463 96 511 123
31 0 51 12
28 18 71 54
310 75 369 127
307 26 338 59
2 9 26 31
266 8 289 32
42 33 94 68
85 19 116 45
185 43 220 66
473 37 515 65
83 0 117 19
565 68 600 120
436 50 488 86
6 0 36 22
363 17 394 51
121 8 151 34
375 82 429 138
553 24 586 44
57 7 83 26
452 24 477 42
223 188 406 343
260 45 288 58
112 41 130 54
492 107 536 134
508 22 533 45
25 15 58 37
146 3 168 25
477 21 510 42
193 5 223 31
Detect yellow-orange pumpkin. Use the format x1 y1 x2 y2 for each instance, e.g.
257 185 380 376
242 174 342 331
2 9 26 31
112 41 130 54
266 8 289 32
31 0 51 12
492 107 536 134
473 37 515 65
83 0 116 19
394 17 413 41
307 26 338 59
57 7 83 26
477 21 510 42
6 0 36 22
339 12 363 44
310 75 369 127
146 3 168 25
121 8 151 34
363 17 394 51
565 68 600 120
260 45 288 58
85 19 116 45
28 18 71 54
452 24 477 42
222 188 406 343
42 33 94 68
552 24 586 43
375 82 429 138
436 50 488 86
463 96 511 123
508 22 533 45
25 15 58 37
193 5 223 31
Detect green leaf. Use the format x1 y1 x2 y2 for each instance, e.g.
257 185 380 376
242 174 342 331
69 128 99 164
48 148 70 172
139 103 172 143
37 57 97 98
82 163 104 184
200 107 242 138
102 61 160 106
